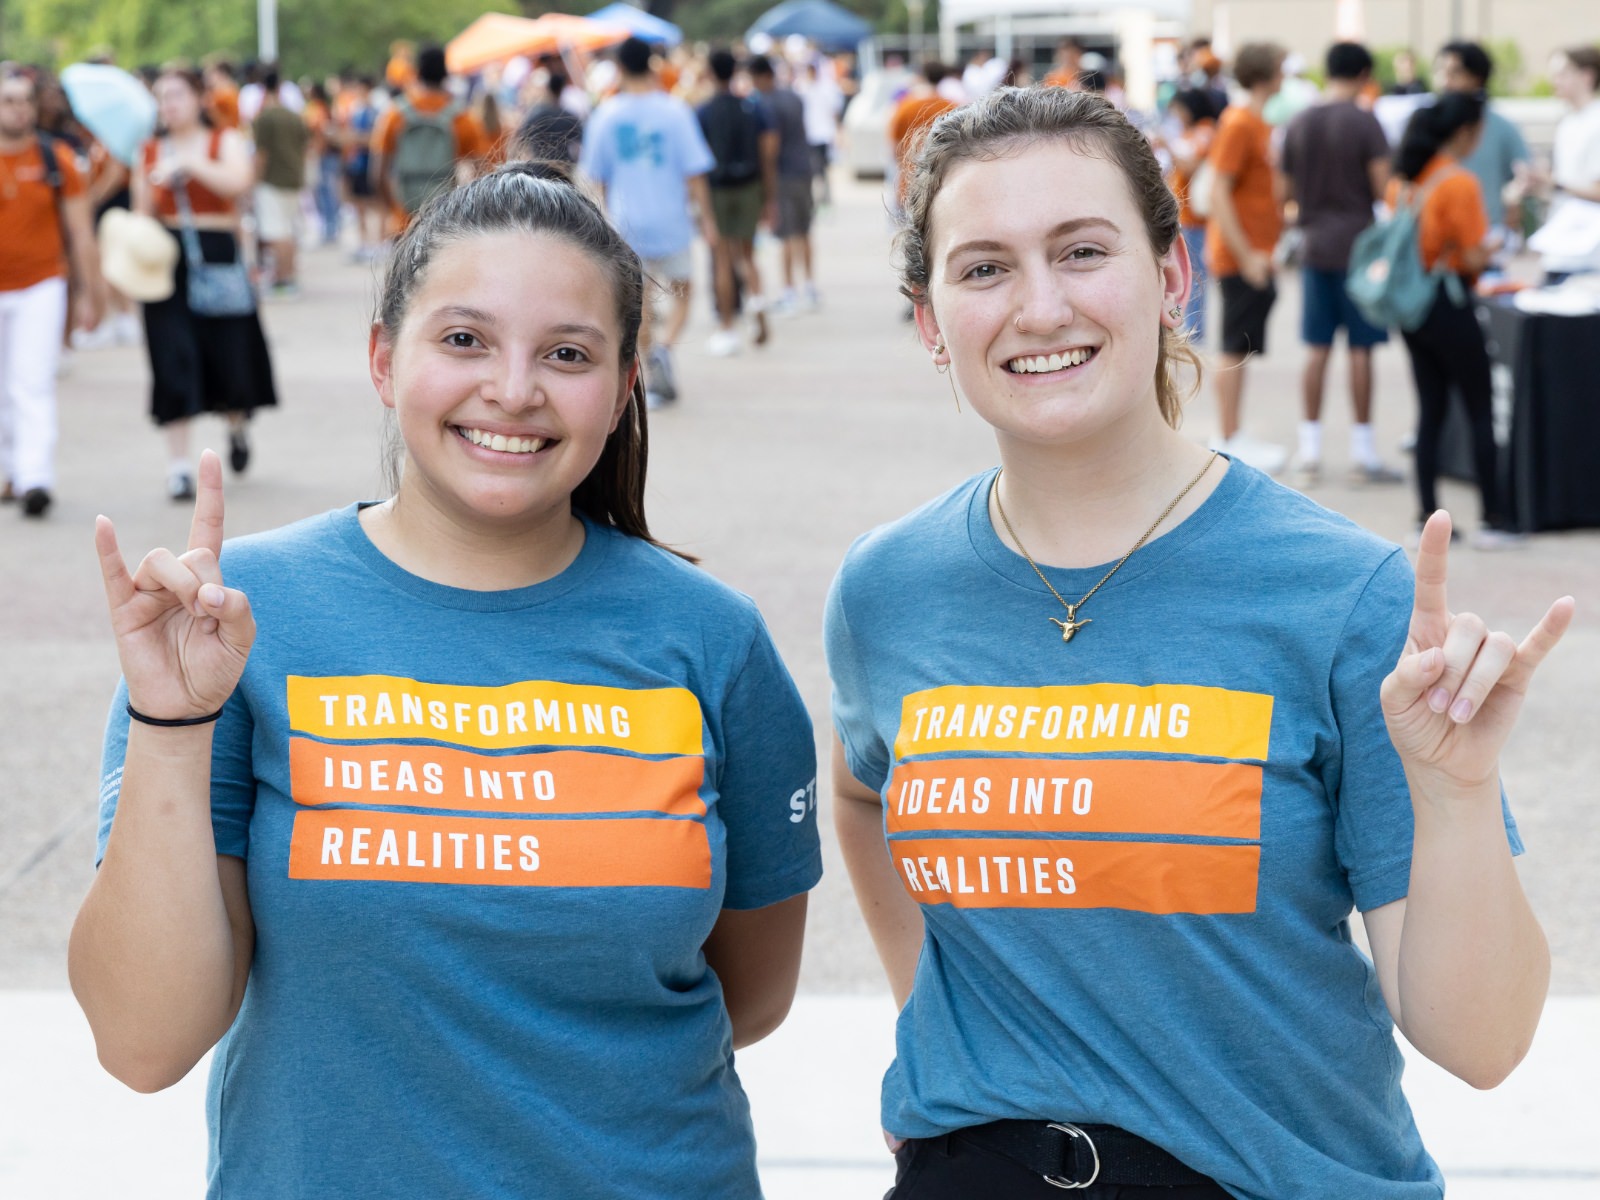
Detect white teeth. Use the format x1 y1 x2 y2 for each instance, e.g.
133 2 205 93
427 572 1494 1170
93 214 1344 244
460 428 547 454
1009 349 1095 373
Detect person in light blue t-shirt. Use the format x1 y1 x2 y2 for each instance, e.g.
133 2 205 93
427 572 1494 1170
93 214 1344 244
72 163 821 1200
827 88 1574 1200
580 37 718 409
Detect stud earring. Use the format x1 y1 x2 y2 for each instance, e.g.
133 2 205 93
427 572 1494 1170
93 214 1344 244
1169 306 1184 322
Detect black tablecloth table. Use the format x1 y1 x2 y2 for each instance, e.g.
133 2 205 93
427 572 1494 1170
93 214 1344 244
1438 299 1600 532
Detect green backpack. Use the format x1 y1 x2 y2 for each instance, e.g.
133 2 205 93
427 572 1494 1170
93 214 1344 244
392 98 462 215
1346 169 1467 332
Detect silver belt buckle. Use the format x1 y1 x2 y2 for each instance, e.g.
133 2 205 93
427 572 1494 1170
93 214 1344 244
1043 1122 1100 1190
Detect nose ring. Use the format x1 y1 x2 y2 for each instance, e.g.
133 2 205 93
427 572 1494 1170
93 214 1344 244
1014 314 1031 335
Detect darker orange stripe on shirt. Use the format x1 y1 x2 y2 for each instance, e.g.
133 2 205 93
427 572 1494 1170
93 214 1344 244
288 810 711 888
892 836 1260 914
885 758 1260 839
288 739 705 817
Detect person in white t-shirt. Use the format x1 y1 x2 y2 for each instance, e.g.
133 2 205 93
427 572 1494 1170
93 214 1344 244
1527 45 1600 278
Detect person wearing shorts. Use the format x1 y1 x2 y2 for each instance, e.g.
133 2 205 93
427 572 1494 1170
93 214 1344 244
578 37 718 405
250 71 307 296
1282 42 1403 487
750 56 820 313
1206 44 1287 473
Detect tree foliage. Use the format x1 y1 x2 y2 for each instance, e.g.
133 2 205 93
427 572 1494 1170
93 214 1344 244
3 0 518 78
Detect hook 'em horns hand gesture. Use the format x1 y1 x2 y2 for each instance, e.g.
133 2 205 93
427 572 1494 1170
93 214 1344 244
95 451 256 722
1380 512 1576 791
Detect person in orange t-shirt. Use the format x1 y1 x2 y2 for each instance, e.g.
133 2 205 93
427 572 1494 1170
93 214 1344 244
1042 37 1083 89
887 62 958 210
203 62 241 131
0 69 101 516
371 46 489 230
386 41 418 91
1204 42 1286 473
1386 92 1513 544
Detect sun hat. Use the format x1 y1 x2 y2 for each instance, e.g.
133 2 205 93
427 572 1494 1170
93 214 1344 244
99 209 179 302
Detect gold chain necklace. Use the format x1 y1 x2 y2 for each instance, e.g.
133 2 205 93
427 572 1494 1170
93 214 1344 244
992 451 1218 643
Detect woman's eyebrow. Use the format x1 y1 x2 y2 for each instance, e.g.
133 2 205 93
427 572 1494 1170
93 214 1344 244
432 305 495 324
946 218 1122 259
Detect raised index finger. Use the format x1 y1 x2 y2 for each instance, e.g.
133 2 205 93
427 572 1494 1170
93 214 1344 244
1411 510 1454 626
187 449 226 559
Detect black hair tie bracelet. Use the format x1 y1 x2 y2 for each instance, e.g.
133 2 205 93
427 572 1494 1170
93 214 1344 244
127 703 225 728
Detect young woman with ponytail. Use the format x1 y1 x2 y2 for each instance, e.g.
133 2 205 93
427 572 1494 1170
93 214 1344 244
71 162 821 1199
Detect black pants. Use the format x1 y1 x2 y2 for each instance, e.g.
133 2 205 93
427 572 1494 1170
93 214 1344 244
1400 284 1502 525
886 1133 1232 1199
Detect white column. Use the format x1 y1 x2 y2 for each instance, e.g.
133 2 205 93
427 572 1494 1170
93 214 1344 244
258 0 278 62
1117 7 1156 113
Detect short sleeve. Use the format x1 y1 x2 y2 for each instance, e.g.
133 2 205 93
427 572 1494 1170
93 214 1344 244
1443 173 1489 254
373 108 399 158
713 617 821 910
1503 115 1531 167
823 563 891 793
1327 550 1522 912
1210 112 1249 179
675 106 716 177
1361 113 1390 167
56 144 86 198
455 112 490 159
578 111 612 183
96 679 257 867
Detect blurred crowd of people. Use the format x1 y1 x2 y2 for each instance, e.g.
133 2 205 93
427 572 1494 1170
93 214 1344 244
3 27 1598 542
875 32 1599 544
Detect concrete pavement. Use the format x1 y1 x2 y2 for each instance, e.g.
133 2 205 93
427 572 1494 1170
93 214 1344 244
2 992 1597 1197
1 168 1597 1194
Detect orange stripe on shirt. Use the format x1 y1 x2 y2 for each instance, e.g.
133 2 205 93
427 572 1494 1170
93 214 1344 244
891 836 1260 914
885 758 1261 839
288 810 711 888
288 739 706 817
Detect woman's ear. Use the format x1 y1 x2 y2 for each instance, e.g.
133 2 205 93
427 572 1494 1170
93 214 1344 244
914 302 947 364
610 358 640 433
370 321 397 411
1159 236 1194 331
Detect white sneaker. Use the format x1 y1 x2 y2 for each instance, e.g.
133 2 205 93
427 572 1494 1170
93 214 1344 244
1213 432 1288 475
114 312 143 345
1470 526 1527 550
71 323 116 351
706 328 742 357
798 287 821 313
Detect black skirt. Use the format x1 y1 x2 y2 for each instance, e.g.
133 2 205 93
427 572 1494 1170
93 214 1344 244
143 228 278 425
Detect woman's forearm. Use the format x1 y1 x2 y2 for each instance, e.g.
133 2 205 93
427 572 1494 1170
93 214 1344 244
68 725 248 1092
834 782 923 1008
1395 771 1549 1089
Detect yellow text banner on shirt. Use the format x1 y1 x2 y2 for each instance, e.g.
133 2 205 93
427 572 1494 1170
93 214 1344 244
894 683 1273 762
286 675 703 755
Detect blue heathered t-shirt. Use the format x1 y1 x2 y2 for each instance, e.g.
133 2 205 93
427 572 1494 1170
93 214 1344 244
580 91 716 260
1461 109 1529 228
824 460 1522 1200
97 506 822 1200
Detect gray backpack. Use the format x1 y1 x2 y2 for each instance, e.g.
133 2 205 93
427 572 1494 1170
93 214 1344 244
393 98 462 215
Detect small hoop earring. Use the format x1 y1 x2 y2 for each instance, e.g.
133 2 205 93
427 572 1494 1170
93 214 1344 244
932 341 961 412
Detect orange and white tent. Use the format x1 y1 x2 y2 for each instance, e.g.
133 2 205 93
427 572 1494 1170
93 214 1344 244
446 12 630 75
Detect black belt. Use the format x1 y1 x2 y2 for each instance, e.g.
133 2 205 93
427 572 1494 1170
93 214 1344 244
951 1119 1210 1189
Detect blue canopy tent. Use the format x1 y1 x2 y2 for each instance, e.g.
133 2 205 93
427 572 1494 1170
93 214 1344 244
588 3 683 47
748 0 874 52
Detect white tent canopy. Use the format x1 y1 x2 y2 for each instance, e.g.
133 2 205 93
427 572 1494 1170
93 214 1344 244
939 0 1188 23
939 0 1192 110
